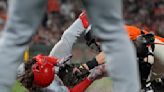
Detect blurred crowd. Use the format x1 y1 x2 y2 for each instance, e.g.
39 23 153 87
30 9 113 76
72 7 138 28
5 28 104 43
0 0 164 46
124 0 164 37
29 0 83 46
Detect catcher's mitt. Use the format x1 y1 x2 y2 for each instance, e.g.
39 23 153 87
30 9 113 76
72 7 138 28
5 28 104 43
57 63 90 88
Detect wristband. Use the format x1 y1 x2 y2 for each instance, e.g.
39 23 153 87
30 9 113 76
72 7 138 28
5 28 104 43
86 58 98 70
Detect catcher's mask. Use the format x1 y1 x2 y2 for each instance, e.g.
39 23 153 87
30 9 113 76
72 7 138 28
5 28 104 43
32 54 58 87
134 32 155 58
136 32 155 51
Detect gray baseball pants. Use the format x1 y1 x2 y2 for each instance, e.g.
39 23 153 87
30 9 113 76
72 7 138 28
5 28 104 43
83 0 140 92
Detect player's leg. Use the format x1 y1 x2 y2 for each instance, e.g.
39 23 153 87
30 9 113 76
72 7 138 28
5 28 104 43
49 12 89 58
0 0 47 91
47 13 89 91
83 0 140 92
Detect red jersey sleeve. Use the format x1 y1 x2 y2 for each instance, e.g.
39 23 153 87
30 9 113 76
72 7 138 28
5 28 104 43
68 78 92 92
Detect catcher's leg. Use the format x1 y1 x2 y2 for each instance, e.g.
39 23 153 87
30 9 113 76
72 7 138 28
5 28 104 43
49 14 88 58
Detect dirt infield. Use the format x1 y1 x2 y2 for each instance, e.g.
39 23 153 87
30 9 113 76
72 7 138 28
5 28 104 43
86 77 112 92
12 77 112 92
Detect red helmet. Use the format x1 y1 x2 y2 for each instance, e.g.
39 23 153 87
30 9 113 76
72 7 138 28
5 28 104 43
32 54 58 87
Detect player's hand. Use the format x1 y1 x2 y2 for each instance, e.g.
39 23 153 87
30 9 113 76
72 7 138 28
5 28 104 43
96 52 105 65
87 64 106 81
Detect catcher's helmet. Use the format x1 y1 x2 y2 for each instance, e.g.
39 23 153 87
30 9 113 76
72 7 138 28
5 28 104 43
32 54 58 87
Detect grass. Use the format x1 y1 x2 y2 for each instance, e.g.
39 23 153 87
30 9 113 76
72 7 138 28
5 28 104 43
12 81 27 92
